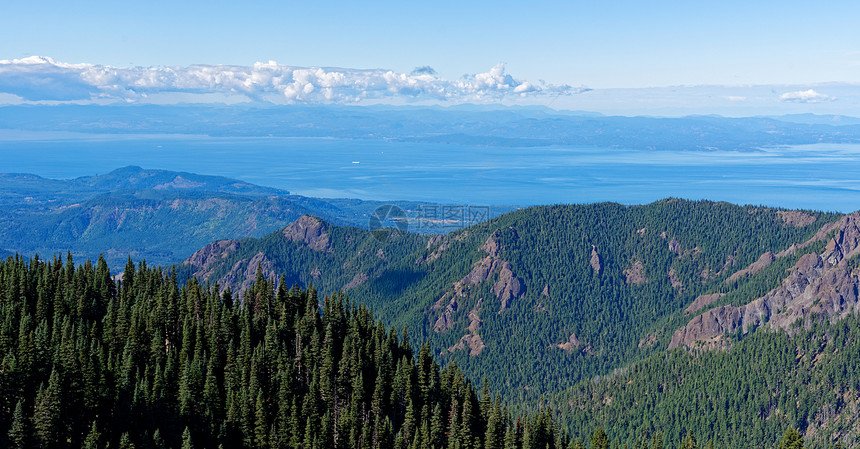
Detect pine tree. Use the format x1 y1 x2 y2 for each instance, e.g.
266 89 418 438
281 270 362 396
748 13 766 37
8 399 27 449
182 426 195 449
82 421 101 449
33 369 62 447
591 427 610 449
777 428 804 449
119 432 136 449
254 388 269 448
679 431 697 449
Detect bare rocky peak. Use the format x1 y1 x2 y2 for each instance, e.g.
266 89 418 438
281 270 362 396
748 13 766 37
670 213 860 349
283 215 331 252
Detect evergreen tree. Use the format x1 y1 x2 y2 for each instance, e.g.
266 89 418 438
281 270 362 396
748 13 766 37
181 426 194 449
8 399 27 449
591 427 610 449
82 421 101 449
777 428 804 449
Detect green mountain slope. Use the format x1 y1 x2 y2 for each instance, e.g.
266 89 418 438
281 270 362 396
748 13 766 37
546 310 860 448
182 199 843 405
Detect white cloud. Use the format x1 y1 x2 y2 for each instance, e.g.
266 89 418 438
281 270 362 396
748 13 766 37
0 57 588 104
779 89 835 103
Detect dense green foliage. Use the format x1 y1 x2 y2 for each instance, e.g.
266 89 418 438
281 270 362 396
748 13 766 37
0 254 577 449
545 312 860 448
187 200 839 405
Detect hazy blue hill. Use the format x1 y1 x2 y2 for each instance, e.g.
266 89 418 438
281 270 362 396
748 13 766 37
3 104 860 151
73 165 288 196
0 167 512 268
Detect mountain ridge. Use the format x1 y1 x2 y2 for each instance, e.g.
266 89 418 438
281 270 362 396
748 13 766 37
178 200 845 403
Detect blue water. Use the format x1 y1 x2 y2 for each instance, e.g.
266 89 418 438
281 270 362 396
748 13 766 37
2 131 860 212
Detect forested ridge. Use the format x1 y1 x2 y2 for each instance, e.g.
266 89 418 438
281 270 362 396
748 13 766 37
180 200 841 403
0 253 598 449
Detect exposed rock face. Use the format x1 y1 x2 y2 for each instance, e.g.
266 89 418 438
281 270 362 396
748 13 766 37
778 210 817 228
638 333 657 349
448 298 486 356
433 297 458 333
541 284 550 297
184 239 240 278
422 236 450 263
344 272 368 290
218 252 277 294
685 293 726 315
668 238 682 256
449 333 486 356
455 232 524 312
668 267 683 291
555 333 580 353
670 213 860 349
431 231 525 332
726 251 775 283
625 260 646 285
282 215 330 252
493 262 523 312
590 245 602 274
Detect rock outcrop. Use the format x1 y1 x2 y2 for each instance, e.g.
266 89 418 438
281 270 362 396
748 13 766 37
283 215 331 252
670 213 860 349
555 333 580 353
777 210 817 228
448 232 525 313
625 260 646 285
590 245 602 274
668 267 683 291
685 293 725 315
344 272 368 290
431 231 525 336
218 252 277 295
433 297 458 333
184 239 240 279
448 298 486 356
726 251 775 283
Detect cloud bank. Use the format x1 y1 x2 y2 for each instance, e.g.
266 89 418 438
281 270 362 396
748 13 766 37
779 89 835 103
0 56 587 104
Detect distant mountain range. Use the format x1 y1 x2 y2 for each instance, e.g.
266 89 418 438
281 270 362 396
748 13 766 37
3 104 860 152
0 166 514 267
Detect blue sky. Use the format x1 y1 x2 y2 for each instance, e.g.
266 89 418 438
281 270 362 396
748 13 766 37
1 1 859 114
4 0 858 87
